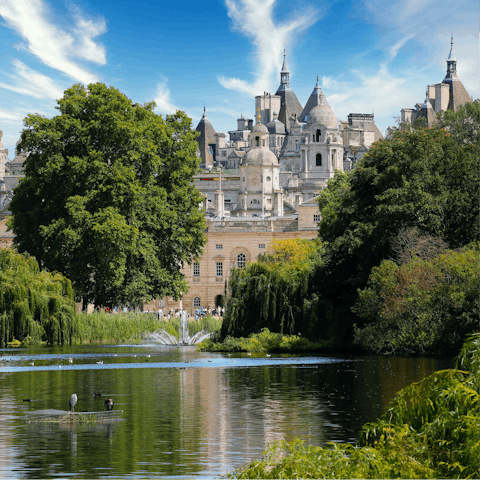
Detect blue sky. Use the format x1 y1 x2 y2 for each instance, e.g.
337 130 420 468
0 0 478 158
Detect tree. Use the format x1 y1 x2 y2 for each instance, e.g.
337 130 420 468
316 113 479 343
221 238 326 340
9 83 206 308
0 249 76 346
353 246 479 354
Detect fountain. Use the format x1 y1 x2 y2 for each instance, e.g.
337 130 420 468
145 311 212 346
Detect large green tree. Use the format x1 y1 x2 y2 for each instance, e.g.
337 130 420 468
9 83 206 308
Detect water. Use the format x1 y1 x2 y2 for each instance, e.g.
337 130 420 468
147 312 212 345
0 345 452 479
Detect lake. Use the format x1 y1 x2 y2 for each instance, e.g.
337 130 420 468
0 344 452 478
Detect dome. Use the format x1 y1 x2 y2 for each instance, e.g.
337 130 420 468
305 103 337 129
266 119 285 134
251 123 269 134
243 148 278 166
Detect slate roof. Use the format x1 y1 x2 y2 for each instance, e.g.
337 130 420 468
195 107 217 166
299 78 326 122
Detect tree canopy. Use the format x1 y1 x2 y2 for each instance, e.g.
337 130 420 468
9 83 206 308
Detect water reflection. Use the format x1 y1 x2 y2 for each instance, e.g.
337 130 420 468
0 346 452 478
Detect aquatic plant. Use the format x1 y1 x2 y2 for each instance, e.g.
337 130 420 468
0 249 77 347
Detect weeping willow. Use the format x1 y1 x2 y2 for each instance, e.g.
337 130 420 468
0 249 77 346
221 239 329 341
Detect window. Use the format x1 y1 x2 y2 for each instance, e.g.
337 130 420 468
237 253 246 269
216 262 223 277
193 297 201 308
316 129 321 142
259 244 266 249
255 136 260 147
266 176 271 181
316 153 322 166
222 151 226 157
193 262 200 277
251 199 260 204
313 214 320 222
215 244 223 250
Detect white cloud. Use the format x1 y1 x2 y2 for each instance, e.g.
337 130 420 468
219 0 320 96
0 108 25 124
0 0 107 84
154 78 178 115
0 59 64 99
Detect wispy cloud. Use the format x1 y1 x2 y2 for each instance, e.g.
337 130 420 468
154 78 179 115
0 59 64 99
0 0 107 84
0 108 25 124
218 0 320 96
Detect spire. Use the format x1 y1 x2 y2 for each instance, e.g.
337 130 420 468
447 34 456 61
281 48 289 73
278 48 290 89
444 34 458 81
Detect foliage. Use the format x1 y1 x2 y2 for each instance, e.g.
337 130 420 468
198 328 335 353
0 249 76 347
315 114 479 345
74 312 160 344
353 246 479 354
228 335 480 479
9 83 206 308
221 239 327 340
436 99 480 145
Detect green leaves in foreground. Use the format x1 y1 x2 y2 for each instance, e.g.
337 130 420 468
228 334 480 479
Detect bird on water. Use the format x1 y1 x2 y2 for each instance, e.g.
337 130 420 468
104 398 114 411
69 393 78 412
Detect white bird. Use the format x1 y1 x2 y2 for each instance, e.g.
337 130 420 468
96 361 103 365
266 354 271 357
29 361 34 366
68 358 73 364
247 353 252 356
69 393 78 412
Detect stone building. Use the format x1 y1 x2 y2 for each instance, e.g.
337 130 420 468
400 36 472 126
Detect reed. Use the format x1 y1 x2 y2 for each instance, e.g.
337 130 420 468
74 312 160 344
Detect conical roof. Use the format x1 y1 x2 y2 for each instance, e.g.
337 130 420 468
303 86 337 128
417 93 436 126
195 106 217 166
299 77 330 122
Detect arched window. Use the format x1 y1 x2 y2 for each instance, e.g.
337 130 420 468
316 153 322 166
255 136 260 147
193 297 201 308
237 253 246 269
316 129 321 142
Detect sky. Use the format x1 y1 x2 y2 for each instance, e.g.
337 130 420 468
0 0 478 158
